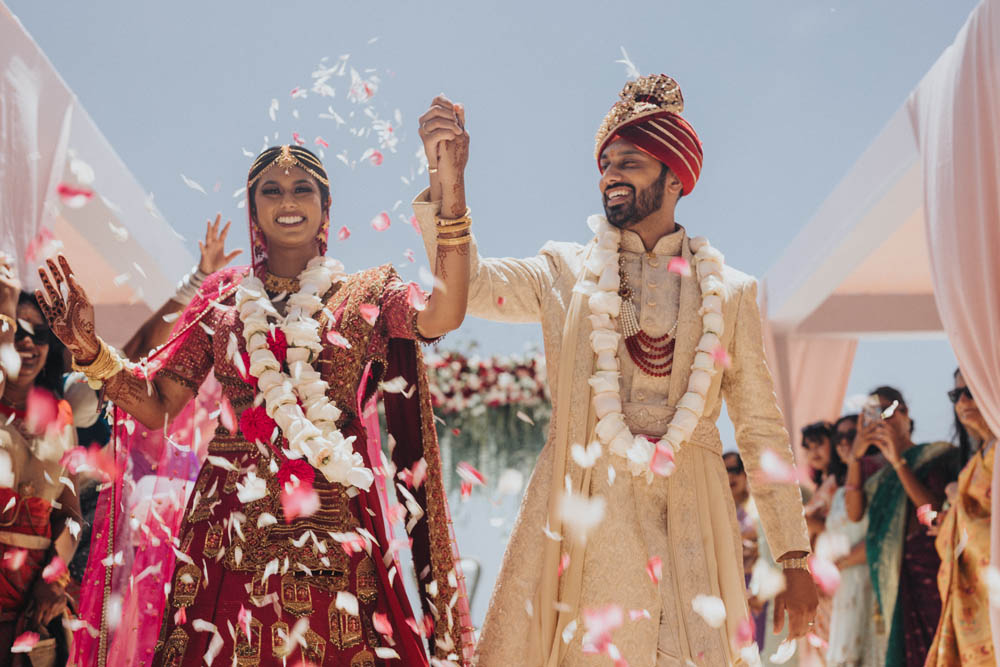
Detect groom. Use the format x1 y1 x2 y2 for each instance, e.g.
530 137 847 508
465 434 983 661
415 76 816 666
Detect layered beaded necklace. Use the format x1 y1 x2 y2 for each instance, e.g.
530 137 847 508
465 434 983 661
617 254 678 377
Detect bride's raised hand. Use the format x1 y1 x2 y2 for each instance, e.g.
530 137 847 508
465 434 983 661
35 255 100 363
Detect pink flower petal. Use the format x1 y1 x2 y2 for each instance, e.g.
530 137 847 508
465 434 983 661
456 461 486 486
173 606 187 626
315 137 329 149
581 604 624 655
56 183 94 208
497 296 506 306
735 617 754 644
916 504 938 527
650 442 676 477
219 396 237 433
667 257 692 277
11 631 39 653
237 605 253 640
629 609 651 621
757 449 799 484
291 132 305 146
410 215 421 235
411 458 428 489
558 552 570 577
3 548 27 571
646 556 662 585
25 227 58 262
460 481 472 499
326 331 352 349
359 304 380 327
404 249 415 263
42 555 68 583
711 344 731 369
372 611 393 639
808 555 842 595
26 387 59 436
337 225 351 241
406 283 427 312
369 150 384 166
281 485 320 522
371 212 391 232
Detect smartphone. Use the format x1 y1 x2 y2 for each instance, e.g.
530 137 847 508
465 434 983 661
861 395 883 426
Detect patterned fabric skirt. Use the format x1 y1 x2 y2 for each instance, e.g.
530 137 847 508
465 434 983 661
149 430 420 667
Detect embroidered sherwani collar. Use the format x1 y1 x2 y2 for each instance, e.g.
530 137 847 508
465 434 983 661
620 223 686 256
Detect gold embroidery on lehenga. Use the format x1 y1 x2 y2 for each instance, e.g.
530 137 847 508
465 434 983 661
351 649 377 667
179 529 195 555
172 562 202 607
223 466 241 494
329 599 363 649
303 629 327 663
161 627 189 666
280 573 313 616
250 576 269 606
203 523 223 559
270 621 290 658
235 617 263 667
356 556 377 603
362 613 383 648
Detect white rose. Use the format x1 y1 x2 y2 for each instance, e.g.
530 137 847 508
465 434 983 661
285 347 311 364
288 423 324 453
595 413 628 444
597 228 620 248
694 245 724 264
249 349 281 376
597 265 620 291
588 291 621 318
588 371 620 395
288 292 323 314
590 329 621 355
236 471 268 503
347 465 375 491
677 391 706 416
699 294 723 316
626 437 655 473
588 313 614 332
596 351 618 371
702 313 725 336
306 400 341 424
585 247 616 276
696 259 723 281
573 280 598 297
696 333 721 354
283 319 321 348
699 275 725 297
687 369 713 396
256 370 283 392
692 351 715 372
592 392 623 420
609 430 634 457
673 406 700 433
241 314 270 338
663 427 686 450
246 332 267 353
689 236 709 253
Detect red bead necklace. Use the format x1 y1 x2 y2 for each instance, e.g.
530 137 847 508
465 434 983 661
618 255 678 377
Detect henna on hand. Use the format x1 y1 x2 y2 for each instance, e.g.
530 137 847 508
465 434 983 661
36 255 100 362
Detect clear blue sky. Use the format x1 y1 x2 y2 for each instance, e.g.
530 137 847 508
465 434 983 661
6 0 977 444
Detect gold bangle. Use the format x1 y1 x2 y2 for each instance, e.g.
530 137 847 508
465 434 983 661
428 167 439 174
436 207 471 228
0 313 15 334
435 221 471 235
780 556 810 572
436 235 471 247
71 338 124 389
892 459 906 471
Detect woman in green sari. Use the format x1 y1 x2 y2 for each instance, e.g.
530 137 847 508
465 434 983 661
844 385 960 667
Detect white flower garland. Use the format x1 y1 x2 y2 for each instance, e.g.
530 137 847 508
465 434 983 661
236 256 374 491
583 217 727 481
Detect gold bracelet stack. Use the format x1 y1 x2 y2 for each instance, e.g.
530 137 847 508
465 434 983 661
436 207 472 246
71 337 124 389
0 313 15 334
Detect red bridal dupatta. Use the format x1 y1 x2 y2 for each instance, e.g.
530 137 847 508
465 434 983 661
71 265 474 666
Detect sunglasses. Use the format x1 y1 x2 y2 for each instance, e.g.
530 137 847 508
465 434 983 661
832 430 857 444
948 387 973 404
14 323 51 346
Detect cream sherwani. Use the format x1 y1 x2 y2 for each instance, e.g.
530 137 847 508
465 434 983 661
414 192 809 666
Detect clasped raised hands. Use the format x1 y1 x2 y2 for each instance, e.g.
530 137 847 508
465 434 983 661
36 255 100 364
418 94 470 188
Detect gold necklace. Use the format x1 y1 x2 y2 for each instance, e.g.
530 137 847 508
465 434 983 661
262 272 300 294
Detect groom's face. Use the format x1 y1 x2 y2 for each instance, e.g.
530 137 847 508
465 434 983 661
598 139 674 229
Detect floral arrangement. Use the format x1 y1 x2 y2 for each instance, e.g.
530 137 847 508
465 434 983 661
424 350 550 417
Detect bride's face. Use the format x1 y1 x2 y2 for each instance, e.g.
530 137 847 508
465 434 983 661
252 165 327 252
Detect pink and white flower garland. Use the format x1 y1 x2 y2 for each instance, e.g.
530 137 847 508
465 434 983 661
236 256 374 491
583 217 727 481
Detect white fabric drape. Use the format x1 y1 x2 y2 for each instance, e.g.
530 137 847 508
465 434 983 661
907 0 1000 662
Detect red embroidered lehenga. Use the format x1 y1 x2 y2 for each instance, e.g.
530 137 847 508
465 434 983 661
71 151 473 667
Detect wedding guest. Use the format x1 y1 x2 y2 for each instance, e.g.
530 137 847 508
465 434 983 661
724 452 766 648
925 369 996 666
845 386 960 667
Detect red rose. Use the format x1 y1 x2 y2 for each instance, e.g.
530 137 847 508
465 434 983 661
267 328 288 365
239 405 277 446
277 458 315 489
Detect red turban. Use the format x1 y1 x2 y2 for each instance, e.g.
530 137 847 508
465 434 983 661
595 75 704 195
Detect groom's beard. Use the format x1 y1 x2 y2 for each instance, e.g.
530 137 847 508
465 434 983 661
603 174 667 229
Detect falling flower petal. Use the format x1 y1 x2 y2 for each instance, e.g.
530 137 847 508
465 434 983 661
56 183 93 208
557 490 606 545
11 631 39 653
497 296 506 306
292 132 306 146
691 594 727 628
650 441 676 477
406 283 427 312
336 591 359 616
497 469 524 497
516 410 535 425
711 344 731 369
372 611 393 638
370 212 391 231
326 331 352 349
646 556 662 585
3 548 27 571
337 225 351 241
808 555 841 595
558 552 570 576
571 442 602 469
411 458 428 489
916 504 938 527
42 556 68 583
756 449 799 484
219 396 237 433
735 617 754 645
237 605 253 639
315 137 330 149
374 647 400 660
456 462 486 486
770 639 797 664
369 150 384 166
281 485 320 522
26 387 58 436
581 604 623 655
268 99 279 121
629 608 651 621
956 528 970 559
359 304 380 326
173 607 187 626
667 257 692 277
403 249 415 263
180 174 207 195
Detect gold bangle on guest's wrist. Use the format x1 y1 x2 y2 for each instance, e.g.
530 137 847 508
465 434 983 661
436 207 472 228
0 313 15 334
781 556 810 572
71 337 124 389
435 221 471 235
436 234 471 246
